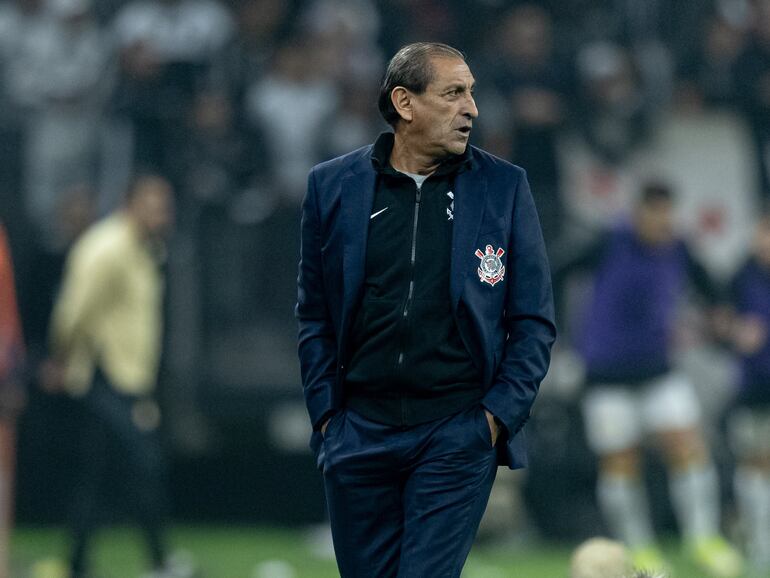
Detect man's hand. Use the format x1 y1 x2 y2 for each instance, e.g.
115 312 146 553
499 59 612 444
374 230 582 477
733 314 768 355
484 409 500 447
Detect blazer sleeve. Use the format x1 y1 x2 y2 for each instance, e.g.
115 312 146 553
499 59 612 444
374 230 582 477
296 168 338 430
482 170 557 437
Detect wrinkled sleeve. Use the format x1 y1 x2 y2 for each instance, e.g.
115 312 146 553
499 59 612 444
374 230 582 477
296 169 338 430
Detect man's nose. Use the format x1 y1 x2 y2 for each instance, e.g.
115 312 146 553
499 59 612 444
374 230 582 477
463 94 479 119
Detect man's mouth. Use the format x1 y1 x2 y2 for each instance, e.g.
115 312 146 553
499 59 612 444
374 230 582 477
456 126 472 135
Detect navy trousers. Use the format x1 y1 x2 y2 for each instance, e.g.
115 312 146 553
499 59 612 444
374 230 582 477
70 371 168 576
322 406 498 578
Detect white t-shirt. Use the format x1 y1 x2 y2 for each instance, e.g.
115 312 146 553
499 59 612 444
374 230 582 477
399 170 429 190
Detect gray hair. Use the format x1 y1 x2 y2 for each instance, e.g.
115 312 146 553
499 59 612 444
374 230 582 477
377 42 465 127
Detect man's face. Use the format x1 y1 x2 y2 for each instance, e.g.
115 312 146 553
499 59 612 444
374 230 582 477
130 177 175 239
406 57 478 158
635 197 675 245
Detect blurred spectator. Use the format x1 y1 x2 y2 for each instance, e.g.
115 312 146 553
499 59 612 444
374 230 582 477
734 0 770 198
0 0 47 122
44 175 182 578
299 0 384 158
243 37 340 324
299 0 382 86
0 222 24 578
180 88 268 330
535 0 708 65
111 0 234 183
570 537 632 578
225 0 293 93
377 0 461 55
678 13 747 110
575 42 648 166
1 0 111 249
244 38 338 203
319 81 383 161
557 42 649 242
182 89 267 212
555 183 744 577
717 0 753 28
726 210 770 575
482 4 568 247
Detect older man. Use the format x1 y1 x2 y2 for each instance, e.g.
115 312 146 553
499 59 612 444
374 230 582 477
296 42 555 577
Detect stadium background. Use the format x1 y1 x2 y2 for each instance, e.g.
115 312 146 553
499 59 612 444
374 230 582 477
1 0 767 575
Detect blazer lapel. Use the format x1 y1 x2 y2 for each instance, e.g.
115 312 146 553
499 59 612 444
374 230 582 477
341 163 376 328
451 167 487 308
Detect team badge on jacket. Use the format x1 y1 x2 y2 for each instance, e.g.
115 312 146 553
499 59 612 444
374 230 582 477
476 245 506 286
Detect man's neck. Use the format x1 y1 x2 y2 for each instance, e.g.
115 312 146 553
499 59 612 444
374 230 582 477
389 132 442 176
123 210 149 242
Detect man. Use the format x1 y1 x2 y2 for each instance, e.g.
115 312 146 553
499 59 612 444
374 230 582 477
46 175 180 578
0 222 24 578
296 43 556 578
555 183 743 577
726 210 770 576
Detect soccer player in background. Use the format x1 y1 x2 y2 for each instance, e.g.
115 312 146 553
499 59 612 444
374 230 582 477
555 183 743 577
726 210 770 576
45 175 185 578
0 222 24 578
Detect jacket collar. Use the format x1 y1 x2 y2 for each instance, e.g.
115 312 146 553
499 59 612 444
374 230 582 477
369 132 474 178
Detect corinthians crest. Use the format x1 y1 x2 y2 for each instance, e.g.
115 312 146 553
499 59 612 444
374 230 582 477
475 245 505 286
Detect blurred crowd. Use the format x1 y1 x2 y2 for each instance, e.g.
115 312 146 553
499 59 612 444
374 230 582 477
3 0 770 574
1 0 770 356
0 0 767 353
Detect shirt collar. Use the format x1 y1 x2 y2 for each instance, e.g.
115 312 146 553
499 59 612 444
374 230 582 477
370 132 474 177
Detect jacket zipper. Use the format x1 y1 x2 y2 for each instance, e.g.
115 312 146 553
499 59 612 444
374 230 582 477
397 183 422 424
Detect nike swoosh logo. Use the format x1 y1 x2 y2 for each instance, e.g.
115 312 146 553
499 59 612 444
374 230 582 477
370 207 389 220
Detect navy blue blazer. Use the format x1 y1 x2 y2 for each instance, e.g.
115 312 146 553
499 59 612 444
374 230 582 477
296 142 556 469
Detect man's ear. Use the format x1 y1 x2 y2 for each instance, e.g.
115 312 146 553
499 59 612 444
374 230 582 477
391 86 413 122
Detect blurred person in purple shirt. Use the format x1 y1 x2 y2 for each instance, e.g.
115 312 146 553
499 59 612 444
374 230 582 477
555 182 743 577
726 209 770 575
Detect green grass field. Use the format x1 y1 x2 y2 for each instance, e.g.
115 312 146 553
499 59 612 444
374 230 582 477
12 525 725 577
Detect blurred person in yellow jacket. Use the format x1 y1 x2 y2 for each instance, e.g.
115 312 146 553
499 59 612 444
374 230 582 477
45 174 181 578
0 222 25 578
